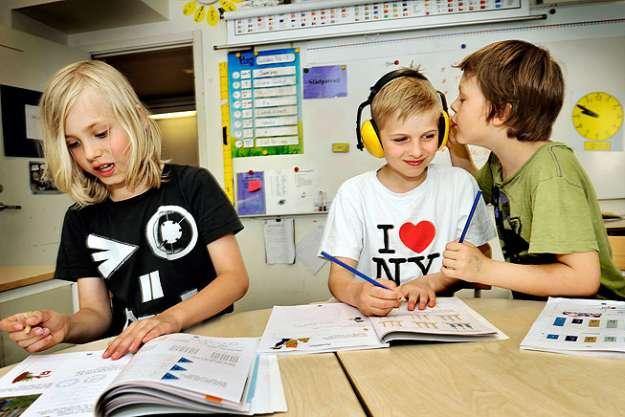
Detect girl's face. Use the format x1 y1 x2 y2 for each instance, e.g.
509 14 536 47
64 88 133 200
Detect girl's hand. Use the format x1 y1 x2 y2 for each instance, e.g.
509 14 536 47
0 310 69 352
103 314 181 360
399 279 436 310
356 280 402 317
442 240 490 283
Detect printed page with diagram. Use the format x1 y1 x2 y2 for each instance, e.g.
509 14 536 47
369 297 505 343
521 297 625 357
96 333 261 416
0 351 129 417
258 303 388 354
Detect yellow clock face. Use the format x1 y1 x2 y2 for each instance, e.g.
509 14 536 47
572 92 624 141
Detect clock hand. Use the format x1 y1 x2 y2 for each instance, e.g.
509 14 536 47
576 104 599 118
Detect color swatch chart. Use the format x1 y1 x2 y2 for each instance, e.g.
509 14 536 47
521 298 625 355
233 0 522 35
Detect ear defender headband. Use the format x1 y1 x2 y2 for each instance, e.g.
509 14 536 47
355 68 450 158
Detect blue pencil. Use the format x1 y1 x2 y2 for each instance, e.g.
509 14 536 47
320 251 391 290
459 190 483 243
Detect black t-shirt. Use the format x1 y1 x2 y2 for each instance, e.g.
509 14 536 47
55 164 243 335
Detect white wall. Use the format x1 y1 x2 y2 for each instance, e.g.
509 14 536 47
0 24 88 265
66 1 335 311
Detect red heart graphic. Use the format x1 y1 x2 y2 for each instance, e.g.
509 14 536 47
399 221 436 253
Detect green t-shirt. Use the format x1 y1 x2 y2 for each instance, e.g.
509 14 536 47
476 141 624 300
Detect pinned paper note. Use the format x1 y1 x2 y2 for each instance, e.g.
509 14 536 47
264 218 295 264
237 171 266 216
303 65 347 99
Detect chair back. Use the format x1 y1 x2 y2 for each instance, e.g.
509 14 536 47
608 236 625 270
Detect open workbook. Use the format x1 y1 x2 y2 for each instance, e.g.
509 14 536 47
258 297 506 354
521 297 625 358
0 333 286 417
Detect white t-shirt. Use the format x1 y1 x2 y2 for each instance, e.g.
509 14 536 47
319 164 496 285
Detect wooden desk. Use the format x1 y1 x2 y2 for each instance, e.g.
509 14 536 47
337 298 625 417
1 308 366 417
0 266 54 292
606 218 625 235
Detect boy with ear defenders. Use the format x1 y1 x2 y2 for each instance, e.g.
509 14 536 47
319 68 496 317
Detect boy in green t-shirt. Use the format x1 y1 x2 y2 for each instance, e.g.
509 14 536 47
444 39 624 300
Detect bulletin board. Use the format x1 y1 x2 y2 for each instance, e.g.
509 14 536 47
228 2 625 216
0 85 43 158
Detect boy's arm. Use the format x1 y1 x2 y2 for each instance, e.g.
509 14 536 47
328 257 401 316
447 141 478 176
442 242 600 297
483 251 600 296
104 234 249 359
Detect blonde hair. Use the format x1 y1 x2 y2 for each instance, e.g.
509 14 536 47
371 74 441 131
40 60 163 206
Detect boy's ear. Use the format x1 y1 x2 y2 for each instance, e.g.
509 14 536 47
491 103 513 127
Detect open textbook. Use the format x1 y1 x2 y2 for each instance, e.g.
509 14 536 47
259 297 506 354
521 297 625 358
0 334 286 417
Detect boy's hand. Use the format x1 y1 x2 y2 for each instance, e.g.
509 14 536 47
356 279 402 317
442 240 490 283
447 124 459 146
399 279 436 310
103 314 182 360
0 310 69 353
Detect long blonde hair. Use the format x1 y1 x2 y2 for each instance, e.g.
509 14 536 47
40 60 163 206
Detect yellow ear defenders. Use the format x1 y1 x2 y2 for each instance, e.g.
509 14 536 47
355 68 450 158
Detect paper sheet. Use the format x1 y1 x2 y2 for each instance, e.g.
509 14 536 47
258 303 387 354
296 221 327 275
266 168 318 214
0 350 129 417
264 218 295 264
250 355 287 414
521 297 625 356
24 104 43 140
112 334 258 404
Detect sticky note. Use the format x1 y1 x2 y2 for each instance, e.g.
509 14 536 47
332 143 350 153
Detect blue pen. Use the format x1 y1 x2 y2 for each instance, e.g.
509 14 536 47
459 190 483 243
320 251 391 290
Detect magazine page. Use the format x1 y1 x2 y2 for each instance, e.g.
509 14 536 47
258 303 387 354
369 297 504 343
249 355 287 414
520 297 625 356
0 350 128 417
98 354 287 417
104 334 258 405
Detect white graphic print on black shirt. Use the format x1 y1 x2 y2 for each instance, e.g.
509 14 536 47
55 165 243 335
